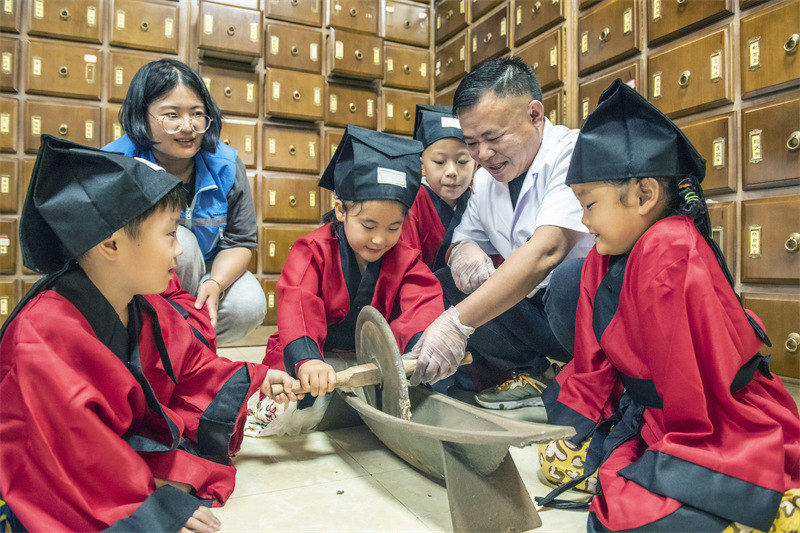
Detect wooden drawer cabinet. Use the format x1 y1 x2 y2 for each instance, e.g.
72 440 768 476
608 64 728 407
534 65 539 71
0 0 21 33
435 30 468 89
327 0 379 34
740 0 800 99
384 0 429 47
261 224 319 273
383 43 429 91
678 112 736 195
221 121 257 168
742 94 800 190
103 104 123 145
328 28 383 79
260 276 279 325
579 60 641 125
435 0 467 44
435 84 457 105
0 219 16 274
110 0 179 54
470 6 509 67
200 66 258 117
741 195 800 285
28 0 102 43
647 0 731 47
514 26 563 91
262 126 320 173
265 22 322 74
471 0 503 22
26 40 101 100
262 176 321 223
578 0 639 76
266 0 322 27
0 37 19 93
0 279 19 327
741 294 800 379
24 101 100 153
0 97 16 152
541 88 563 125
707 200 736 277
20 157 33 201
514 0 565 46
0 158 17 214
323 128 345 167
265 68 325 121
107 51 163 103
647 26 732 118
325 83 377 128
382 88 429 135
197 1 262 63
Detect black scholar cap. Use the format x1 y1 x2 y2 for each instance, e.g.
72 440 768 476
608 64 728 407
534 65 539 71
413 104 464 149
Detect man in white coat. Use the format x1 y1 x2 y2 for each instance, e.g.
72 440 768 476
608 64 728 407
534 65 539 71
408 57 594 409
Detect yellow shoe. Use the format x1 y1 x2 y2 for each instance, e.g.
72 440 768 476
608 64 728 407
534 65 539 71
722 488 800 533
538 437 598 494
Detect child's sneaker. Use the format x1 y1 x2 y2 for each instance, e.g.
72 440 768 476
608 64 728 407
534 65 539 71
723 488 799 533
474 372 547 409
537 438 598 494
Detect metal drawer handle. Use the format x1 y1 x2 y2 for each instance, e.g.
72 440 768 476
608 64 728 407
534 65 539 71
676 0 687 4
289 195 297 207
223 138 230 144
785 232 800 252
403 109 411 120
599 27 610 42
483 32 492 43
349 102 357 112
403 64 411 74
678 70 691 87
288 144 296 155
60 8 70 20
350 7 357 17
445 9 453 19
787 131 800 151
291 45 299 56
404 20 411 29
224 86 232 97
227 25 236 37
786 332 800 353
140 21 149 32
58 124 69 135
58 66 69 78
291 0 298 5
785 33 799 54
355 49 363 60
293 90 301 101
445 57 453 66
532 61 539 70
532 1 541 13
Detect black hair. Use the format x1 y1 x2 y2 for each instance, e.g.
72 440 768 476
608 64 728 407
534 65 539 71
452 57 543 117
610 177 704 221
123 184 186 239
321 198 409 235
120 58 223 153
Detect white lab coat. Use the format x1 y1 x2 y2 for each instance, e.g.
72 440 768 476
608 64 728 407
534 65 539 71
451 118 594 291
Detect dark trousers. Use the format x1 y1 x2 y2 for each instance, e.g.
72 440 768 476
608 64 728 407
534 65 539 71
433 257 583 392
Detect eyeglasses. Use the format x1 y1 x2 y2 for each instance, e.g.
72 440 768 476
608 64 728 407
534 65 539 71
150 112 213 134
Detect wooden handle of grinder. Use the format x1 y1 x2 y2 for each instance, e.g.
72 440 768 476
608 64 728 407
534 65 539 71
271 352 473 396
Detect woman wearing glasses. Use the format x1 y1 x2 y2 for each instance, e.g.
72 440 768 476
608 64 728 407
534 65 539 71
103 58 265 346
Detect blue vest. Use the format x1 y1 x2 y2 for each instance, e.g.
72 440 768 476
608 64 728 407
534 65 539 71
102 135 238 260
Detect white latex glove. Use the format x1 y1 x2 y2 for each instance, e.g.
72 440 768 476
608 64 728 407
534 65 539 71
406 307 475 386
448 240 496 294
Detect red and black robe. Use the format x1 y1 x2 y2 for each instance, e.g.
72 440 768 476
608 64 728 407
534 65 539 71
263 223 444 375
403 184 470 271
161 272 217 351
0 268 267 531
542 215 800 531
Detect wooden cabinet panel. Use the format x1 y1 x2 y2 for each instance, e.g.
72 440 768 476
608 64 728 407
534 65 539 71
262 126 320 173
382 88 429 135
266 0 322 27
647 25 732 117
741 195 800 285
513 0 564 46
435 83 457 105
323 127 344 170
260 276 279 325
0 97 16 153
435 0 468 44
435 30 468 89
0 37 19 93
578 60 641 125
261 175 321 222
646 0 731 46
265 68 325 121
265 22 322 74
0 279 19 327
470 0 503 22
110 0 179 54
741 293 800 378
327 0 379 34
28 0 102 43
0 0 22 33
384 0 429 47
541 88 563 125
0 158 17 214
261 224 318 273
221 120 257 168
328 27 383 79
107 51 163 103
197 1 262 63
742 94 800 190
514 25 563 91
26 40 101 100
578 0 640 76
103 103 123 146
200 66 259 117
24 101 101 153
383 42 429 91
325 83 378 128
678 111 736 195
707 200 736 277
0 219 16 274
740 0 800 99
470 5 509 67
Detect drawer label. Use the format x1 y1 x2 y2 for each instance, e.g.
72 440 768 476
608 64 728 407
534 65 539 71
711 226 724 253
203 77 212 90
335 40 344 59
269 138 276 154
308 141 316 158
164 18 174 38
1 52 11 74
500 18 506 37
0 236 7 255
1 176 8 194
269 241 276 257
203 14 214 35
309 191 316 207
386 102 394 118
459 45 464 61
30 115 40 136
310 43 319 61
387 58 394 71
516 7 521 25
652 71 661 99
85 62 95 83
581 98 589 120
386 5 395 13
0 298 6 316
472 36 477 52
113 123 122 140
435 60 441 76
651 0 660 20
116 10 125 30
622 8 632 35
329 94 338 112
268 292 275 309
459 0 464 13
33 0 43 18
748 225 761 258
748 129 762 163
748 37 760 70
549 46 557 67
85 120 94 139
87 6 97 26
115 66 124 85
420 62 426 77
367 99 374 117
244 135 252 153
0 113 7 133
709 50 722 81
32 57 41 76
250 22 259 42
269 190 276 205
373 47 380 65
272 81 280 100
437 15 441 29
246 83 255 102
549 109 557 123
270 35 279 54
331 143 337 155
314 87 321 106
712 137 725 168
4 0 13 15
580 32 588 54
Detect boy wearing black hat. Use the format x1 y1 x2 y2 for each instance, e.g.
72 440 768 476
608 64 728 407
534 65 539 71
259 126 444 403
0 136 301 532
404 105 476 271
537 80 799 532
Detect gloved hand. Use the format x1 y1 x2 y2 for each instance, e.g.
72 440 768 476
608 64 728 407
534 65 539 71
448 240 496 294
406 306 475 386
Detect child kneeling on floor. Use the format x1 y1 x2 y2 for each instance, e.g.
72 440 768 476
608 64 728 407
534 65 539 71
246 126 445 436
0 136 301 532
537 80 800 532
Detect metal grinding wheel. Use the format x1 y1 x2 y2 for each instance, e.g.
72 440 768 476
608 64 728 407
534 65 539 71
354 306 411 420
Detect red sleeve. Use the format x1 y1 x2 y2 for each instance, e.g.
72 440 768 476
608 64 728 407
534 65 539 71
160 273 217 352
388 254 445 353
